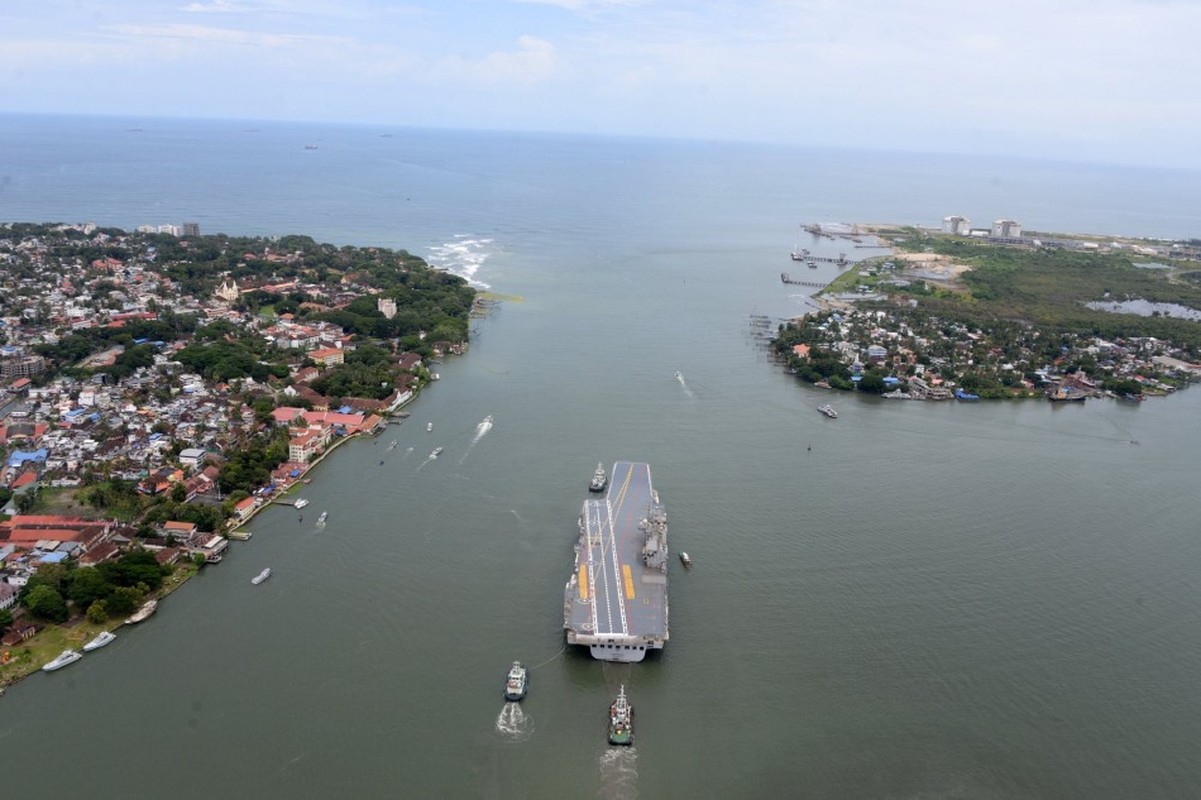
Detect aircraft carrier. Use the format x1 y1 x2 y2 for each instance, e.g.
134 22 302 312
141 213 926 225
563 461 668 662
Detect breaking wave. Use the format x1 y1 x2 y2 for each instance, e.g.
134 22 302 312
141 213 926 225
427 234 494 289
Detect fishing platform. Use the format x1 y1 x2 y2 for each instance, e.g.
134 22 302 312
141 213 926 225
563 461 669 662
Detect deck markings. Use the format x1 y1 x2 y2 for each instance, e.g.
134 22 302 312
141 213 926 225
622 564 635 600
578 564 588 600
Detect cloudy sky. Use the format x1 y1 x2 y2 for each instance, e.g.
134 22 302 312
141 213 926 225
5 0 1199 167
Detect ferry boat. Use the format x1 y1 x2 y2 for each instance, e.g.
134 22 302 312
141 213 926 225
608 686 634 746
42 649 83 672
817 404 838 419
503 661 528 701
83 630 116 652
125 599 158 625
252 567 272 585
589 462 607 493
317 511 328 525
294 498 310 509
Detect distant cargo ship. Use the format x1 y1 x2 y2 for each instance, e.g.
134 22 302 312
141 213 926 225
564 462 668 662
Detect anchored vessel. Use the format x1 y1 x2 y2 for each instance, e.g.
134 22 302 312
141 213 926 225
83 630 116 652
608 685 635 746
589 462 607 493
817 404 838 419
564 461 668 662
125 599 158 625
503 661 528 701
43 649 83 672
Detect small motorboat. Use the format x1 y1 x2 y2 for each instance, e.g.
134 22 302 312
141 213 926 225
251 567 272 585
608 685 634 746
679 551 692 568
430 447 443 458
43 649 83 672
503 661 528 701
817 404 838 419
427 422 433 432
83 630 116 652
317 511 328 525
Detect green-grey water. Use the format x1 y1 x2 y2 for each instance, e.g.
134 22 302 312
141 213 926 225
2 118 1200 798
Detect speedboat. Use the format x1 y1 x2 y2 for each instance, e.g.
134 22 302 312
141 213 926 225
317 511 328 525
83 630 116 652
427 422 433 432
589 462 607 493
294 498 310 509
430 446 443 458
679 551 692 568
388 440 398 450
125 599 158 625
503 661 528 701
608 685 634 746
817 404 838 419
42 649 83 672
252 567 272 585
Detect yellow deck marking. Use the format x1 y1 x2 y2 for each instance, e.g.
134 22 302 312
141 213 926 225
622 564 636 599
578 564 588 600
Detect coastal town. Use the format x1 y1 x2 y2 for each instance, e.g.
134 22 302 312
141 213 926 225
771 221 1201 401
0 221 478 685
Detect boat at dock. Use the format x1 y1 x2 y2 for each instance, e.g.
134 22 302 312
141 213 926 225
252 567 272 585
503 661 528 701
294 498 309 509
125 599 158 625
564 462 668 662
608 685 634 746
954 389 980 401
82 630 116 652
42 649 83 672
1047 387 1088 402
818 404 838 419
589 462 607 493
228 529 252 541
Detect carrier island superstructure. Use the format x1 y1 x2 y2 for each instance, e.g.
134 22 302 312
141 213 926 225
564 461 668 662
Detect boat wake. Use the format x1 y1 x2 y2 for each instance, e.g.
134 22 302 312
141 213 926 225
674 370 693 399
427 234 493 289
459 415 494 464
495 702 534 743
597 747 638 799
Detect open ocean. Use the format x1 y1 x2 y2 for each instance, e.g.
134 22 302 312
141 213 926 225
2 114 1201 798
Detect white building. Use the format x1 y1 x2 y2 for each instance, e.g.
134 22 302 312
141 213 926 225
942 215 971 235
992 219 1022 238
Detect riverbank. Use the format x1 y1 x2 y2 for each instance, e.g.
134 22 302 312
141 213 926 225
0 562 199 689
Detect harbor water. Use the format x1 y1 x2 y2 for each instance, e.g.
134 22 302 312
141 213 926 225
1 116 1201 797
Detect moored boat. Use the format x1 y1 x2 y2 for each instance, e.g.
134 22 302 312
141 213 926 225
503 661 528 701
817 403 838 419
294 497 310 509
252 567 272 585
82 630 116 652
125 599 158 625
42 649 82 672
589 462 607 493
954 388 980 401
608 685 634 746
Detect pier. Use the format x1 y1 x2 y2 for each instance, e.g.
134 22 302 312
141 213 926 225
781 273 828 288
789 248 849 265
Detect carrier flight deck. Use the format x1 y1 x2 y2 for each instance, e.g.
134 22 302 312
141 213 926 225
563 461 669 662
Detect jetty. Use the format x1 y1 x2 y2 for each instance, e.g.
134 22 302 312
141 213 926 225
780 273 828 288
789 249 850 266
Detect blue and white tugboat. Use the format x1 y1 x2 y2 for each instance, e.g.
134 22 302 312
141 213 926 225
503 661 528 701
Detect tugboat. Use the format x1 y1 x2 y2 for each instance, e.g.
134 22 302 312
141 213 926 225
817 404 838 419
589 462 607 493
608 685 634 746
503 661 528 701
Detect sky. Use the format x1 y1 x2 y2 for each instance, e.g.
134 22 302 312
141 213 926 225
4 0 1201 168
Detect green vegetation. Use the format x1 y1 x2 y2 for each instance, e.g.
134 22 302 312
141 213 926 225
889 234 1201 352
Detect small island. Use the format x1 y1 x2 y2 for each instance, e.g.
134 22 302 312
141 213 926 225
0 221 481 687
771 222 1201 400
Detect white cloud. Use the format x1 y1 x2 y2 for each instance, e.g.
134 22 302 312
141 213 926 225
466 36 561 84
